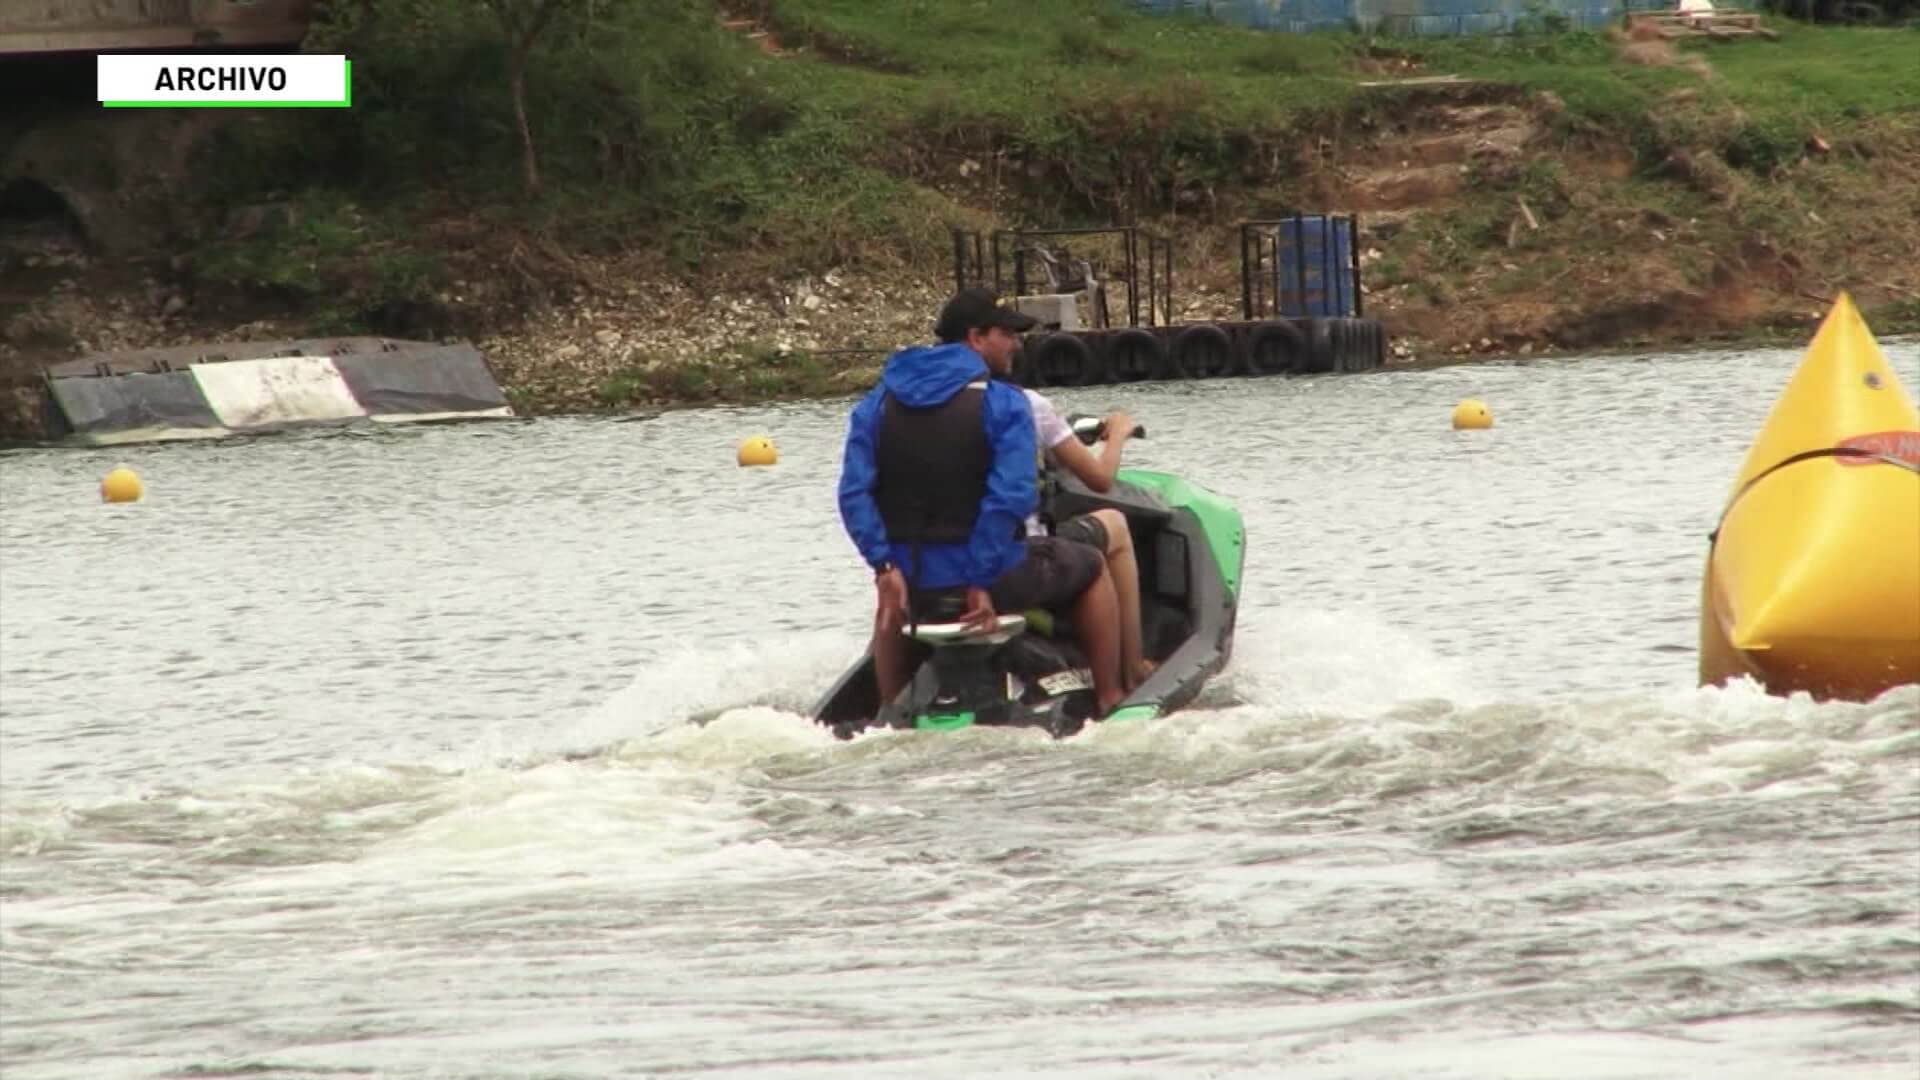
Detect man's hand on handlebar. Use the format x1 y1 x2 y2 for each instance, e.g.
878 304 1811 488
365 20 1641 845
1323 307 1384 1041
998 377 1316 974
1102 411 1140 443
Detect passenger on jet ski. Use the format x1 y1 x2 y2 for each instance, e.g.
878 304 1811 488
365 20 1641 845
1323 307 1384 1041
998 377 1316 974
836 288 1127 716
1018 389 1153 691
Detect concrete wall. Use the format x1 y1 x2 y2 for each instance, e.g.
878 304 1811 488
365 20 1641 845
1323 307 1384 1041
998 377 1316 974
0 0 314 55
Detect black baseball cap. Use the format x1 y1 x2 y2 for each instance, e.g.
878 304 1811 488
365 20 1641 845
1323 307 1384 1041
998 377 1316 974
933 287 1038 343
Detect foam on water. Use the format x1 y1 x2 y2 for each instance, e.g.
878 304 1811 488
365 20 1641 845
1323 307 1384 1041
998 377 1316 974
1219 609 1489 715
52 651 1920 830
560 634 861 747
3 625 1910 890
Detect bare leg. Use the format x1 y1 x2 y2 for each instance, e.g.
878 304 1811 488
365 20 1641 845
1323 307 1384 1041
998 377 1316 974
870 610 910 713
1089 509 1150 689
1071 563 1125 714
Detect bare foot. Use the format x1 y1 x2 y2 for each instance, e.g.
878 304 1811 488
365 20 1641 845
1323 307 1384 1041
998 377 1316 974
1128 659 1159 691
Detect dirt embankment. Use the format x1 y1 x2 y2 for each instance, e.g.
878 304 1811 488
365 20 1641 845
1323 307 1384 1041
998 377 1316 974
4 32 1917 439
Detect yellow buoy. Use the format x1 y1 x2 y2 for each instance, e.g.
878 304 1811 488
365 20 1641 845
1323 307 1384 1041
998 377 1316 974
100 467 143 503
1699 292 1920 702
1452 399 1493 430
736 435 778 467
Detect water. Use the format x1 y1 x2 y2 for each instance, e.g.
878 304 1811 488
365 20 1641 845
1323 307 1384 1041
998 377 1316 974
3 344 1917 1079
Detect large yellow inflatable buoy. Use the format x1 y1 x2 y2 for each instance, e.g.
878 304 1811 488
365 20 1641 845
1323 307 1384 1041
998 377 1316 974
1699 292 1920 701
100 467 143 503
736 435 777 467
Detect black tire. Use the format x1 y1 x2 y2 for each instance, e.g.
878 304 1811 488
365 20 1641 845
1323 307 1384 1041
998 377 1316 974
1167 323 1234 380
1107 328 1163 383
1342 319 1371 373
1304 319 1337 374
1338 319 1377 373
1331 318 1355 373
1012 335 1040 386
1246 320 1307 376
1028 333 1099 387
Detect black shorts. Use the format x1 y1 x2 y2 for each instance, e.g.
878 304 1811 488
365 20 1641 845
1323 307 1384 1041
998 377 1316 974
1054 513 1109 552
909 536 1104 621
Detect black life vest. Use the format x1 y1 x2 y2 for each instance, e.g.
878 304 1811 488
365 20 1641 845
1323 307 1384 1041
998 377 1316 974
874 380 990 544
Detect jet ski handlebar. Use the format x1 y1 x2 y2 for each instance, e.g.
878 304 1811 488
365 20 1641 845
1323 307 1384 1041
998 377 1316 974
1067 413 1146 446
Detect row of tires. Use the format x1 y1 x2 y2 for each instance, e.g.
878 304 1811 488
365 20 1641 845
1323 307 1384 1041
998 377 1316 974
1014 318 1386 388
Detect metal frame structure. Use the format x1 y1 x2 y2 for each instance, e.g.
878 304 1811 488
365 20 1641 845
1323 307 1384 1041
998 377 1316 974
1238 215 1364 321
952 226 1175 329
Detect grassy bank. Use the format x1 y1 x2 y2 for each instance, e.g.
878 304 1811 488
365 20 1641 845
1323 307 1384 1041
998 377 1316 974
6 0 1918 421
229 5 1919 225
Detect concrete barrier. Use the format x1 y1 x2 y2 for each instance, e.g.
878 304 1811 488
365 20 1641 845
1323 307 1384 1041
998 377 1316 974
44 370 228 445
41 337 515 445
332 346 513 423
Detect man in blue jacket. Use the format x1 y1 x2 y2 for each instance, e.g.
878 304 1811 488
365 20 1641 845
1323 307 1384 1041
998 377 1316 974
838 288 1124 716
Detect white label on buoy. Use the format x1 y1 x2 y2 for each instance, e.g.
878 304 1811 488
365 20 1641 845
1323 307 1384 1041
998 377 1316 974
190 356 367 430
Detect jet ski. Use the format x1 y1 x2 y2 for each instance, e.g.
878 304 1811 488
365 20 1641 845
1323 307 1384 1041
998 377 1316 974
813 416 1245 738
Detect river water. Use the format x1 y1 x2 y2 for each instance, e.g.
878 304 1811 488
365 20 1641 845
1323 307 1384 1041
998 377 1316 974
3 343 1917 1079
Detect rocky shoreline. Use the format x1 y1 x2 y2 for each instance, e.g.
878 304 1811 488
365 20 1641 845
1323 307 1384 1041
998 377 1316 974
4 246 1401 436
1 231 1908 443
0 220 1567 423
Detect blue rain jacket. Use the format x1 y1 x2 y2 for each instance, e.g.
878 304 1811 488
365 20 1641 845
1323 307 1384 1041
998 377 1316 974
838 344 1035 589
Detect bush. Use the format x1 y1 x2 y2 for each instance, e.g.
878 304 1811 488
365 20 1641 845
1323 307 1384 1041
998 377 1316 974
212 0 764 212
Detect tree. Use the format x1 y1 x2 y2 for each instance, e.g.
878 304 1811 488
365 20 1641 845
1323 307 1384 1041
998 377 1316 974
481 0 574 196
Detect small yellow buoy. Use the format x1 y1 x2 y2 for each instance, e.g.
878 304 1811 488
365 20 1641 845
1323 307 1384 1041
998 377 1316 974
736 435 778 467
100 466 143 503
1452 399 1493 430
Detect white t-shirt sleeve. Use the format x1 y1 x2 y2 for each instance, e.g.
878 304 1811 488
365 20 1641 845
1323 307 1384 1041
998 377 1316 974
1023 388 1073 450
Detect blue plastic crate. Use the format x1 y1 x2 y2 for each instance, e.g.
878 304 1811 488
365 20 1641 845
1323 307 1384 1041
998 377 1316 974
1271 216 1358 318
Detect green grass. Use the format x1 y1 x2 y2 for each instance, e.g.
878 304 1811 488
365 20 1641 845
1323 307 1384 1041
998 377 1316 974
596 340 869 405
722 1 1374 231
1702 25 1920 123
192 191 448 331
1396 23 1920 165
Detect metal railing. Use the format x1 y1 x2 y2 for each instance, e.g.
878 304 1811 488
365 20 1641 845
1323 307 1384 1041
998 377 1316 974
951 226 1175 329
